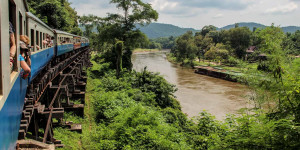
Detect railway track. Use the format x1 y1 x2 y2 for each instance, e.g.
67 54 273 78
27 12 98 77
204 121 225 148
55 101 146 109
17 48 91 148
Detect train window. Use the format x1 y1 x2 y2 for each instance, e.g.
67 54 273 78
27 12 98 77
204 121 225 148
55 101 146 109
42 33 45 49
36 31 39 50
19 12 23 35
40 32 42 49
31 29 35 51
9 0 17 73
24 21 27 36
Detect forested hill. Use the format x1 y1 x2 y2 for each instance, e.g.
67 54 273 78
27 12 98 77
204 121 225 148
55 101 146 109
79 22 300 39
136 22 300 39
136 23 199 39
219 22 266 31
219 22 300 33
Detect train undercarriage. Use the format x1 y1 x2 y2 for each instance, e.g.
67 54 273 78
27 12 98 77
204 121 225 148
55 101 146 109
16 48 91 149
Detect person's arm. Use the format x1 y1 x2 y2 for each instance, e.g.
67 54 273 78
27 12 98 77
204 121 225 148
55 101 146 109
20 61 30 73
10 33 16 57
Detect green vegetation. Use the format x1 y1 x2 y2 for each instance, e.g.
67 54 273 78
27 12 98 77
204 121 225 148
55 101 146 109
172 24 300 68
133 48 160 53
135 22 300 39
80 0 158 71
27 0 83 35
26 0 299 149
136 23 199 39
55 54 300 150
168 24 300 149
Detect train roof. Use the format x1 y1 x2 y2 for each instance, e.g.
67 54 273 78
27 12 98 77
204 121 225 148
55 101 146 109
53 29 75 36
26 12 53 31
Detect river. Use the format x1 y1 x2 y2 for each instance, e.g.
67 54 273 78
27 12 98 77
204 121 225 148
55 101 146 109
132 51 251 120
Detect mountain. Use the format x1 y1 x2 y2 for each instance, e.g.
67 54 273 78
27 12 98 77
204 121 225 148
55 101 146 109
79 22 300 39
282 26 300 33
218 22 300 33
136 23 199 39
219 22 266 31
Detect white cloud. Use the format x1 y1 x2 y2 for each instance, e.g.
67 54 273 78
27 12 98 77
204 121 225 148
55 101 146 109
150 0 178 11
265 2 298 14
69 0 300 29
213 13 224 19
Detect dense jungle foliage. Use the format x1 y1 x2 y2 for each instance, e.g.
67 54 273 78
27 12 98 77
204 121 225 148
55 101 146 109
171 24 300 66
55 54 300 150
26 0 300 149
27 0 83 35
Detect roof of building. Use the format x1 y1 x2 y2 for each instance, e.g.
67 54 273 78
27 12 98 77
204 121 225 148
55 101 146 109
246 46 257 53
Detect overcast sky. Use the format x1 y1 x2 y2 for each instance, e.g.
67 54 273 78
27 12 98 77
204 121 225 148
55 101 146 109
69 0 300 30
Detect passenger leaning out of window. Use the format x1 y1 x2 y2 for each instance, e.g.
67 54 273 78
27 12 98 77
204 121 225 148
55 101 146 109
19 36 31 79
9 22 16 71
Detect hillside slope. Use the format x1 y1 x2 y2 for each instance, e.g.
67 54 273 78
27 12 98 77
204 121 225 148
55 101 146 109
136 23 199 39
80 22 300 39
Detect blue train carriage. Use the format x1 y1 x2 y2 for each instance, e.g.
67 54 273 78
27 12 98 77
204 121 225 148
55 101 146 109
74 36 82 50
27 12 55 81
81 37 89 47
85 37 90 47
54 30 75 56
0 0 29 149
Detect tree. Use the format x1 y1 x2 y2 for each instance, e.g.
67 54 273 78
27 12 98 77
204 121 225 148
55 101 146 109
27 0 82 34
174 31 197 65
226 27 252 59
194 35 214 62
115 40 124 77
109 0 158 70
198 25 217 37
79 15 99 38
204 43 229 62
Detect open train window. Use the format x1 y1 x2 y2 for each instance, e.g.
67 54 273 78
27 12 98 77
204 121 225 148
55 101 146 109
24 21 27 36
9 0 17 73
36 31 39 50
31 29 35 51
40 32 42 49
19 12 23 35
43 33 45 49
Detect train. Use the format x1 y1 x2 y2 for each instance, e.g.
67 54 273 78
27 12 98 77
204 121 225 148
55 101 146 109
0 0 89 149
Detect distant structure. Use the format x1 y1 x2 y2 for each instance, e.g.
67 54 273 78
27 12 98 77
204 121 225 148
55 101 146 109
245 46 258 60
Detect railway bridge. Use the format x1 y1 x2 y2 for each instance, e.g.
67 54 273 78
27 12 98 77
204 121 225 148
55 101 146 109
17 48 91 149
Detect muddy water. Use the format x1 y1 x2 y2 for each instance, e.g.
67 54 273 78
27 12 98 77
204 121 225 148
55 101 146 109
132 52 250 120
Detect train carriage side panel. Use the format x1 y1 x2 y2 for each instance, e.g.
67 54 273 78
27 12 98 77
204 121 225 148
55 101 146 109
27 12 55 81
74 36 81 50
0 0 29 149
54 30 75 56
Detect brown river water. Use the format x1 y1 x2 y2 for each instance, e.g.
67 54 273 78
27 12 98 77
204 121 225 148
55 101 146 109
132 51 251 120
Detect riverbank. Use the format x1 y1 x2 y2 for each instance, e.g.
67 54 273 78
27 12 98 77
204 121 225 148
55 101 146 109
166 53 248 82
133 52 251 120
52 53 300 150
133 48 160 54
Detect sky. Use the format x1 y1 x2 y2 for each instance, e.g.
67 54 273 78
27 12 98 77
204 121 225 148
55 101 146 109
68 0 300 30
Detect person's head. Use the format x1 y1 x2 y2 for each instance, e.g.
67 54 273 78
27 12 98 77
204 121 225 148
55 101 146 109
20 41 29 55
20 35 30 45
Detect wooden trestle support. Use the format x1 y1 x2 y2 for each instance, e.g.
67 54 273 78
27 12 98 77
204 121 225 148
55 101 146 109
17 48 91 149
